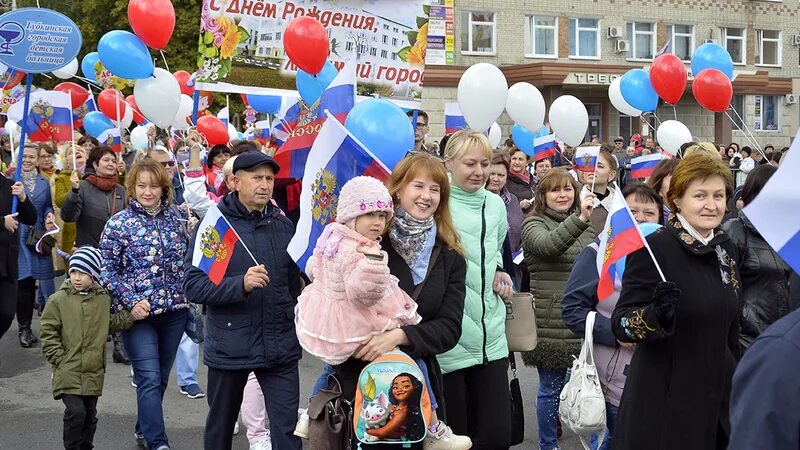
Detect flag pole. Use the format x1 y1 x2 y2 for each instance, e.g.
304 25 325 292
589 149 600 194
11 72 34 214
67 90 76 172
625 204 667 282
115 89 123 171
8 122 15 168
221 215 259 266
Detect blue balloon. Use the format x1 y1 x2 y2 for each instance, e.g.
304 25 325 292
295 70 324 106
691 43 734 80
615 222 663 279
83 111 115 138
511 124 536 156
247 94 282 114
345 99 414 171
316 61 338 90
81 52 100 83
97 30 154 80
620 69 659 113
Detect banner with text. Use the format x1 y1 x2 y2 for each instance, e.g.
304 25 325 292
197 0 430 98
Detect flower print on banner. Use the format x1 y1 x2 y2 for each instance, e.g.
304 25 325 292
196 1 250 82
396 8 428 67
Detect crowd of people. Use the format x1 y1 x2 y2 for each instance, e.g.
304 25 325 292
0 113 797 450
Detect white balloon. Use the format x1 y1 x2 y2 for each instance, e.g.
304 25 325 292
133 68 181 129
549 95 589 147
488 122 502 148
609 78 642 117
52 58 79 80
506 82 545 132
171 95 194 131
130 126 149 151
656 120 693 156
115 106 134 129
227 123 238 141
457 63 508 132
5 120 20 139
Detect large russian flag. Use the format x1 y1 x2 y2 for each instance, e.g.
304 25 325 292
274 59 355 178
8 91 73 143
444 102 467 134
630 153 663 179
596 190 648 301
533 134 558 161
217 106 229 128
743 134 800 274
288 113 390 272
574 145 601 173
192 202 241 285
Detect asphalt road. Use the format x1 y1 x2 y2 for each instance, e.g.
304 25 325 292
0 316 583 450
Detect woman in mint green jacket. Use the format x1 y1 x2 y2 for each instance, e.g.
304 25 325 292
439 130 514 449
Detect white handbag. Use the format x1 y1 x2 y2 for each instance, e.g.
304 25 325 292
558 311 607 449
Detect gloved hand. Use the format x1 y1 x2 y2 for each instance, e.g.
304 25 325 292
652 281 681 323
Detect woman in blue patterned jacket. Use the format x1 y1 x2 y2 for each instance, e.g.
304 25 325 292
100 158 195 450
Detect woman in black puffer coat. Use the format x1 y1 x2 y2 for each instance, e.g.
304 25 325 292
723 164 795 349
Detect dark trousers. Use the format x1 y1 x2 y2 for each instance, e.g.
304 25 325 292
205 361 301 450
443 358 512 450
0 277 17 340
61 394 98 450
16 277 35 327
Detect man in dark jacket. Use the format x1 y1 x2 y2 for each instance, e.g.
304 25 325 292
184 152 303 450
0 175 36 342
729 307 800 449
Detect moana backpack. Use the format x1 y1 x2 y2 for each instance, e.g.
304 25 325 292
353 349 432 447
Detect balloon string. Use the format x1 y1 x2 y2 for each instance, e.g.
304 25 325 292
160 50 170 72
727 105 764 154
639 116 657 133
724 110 767 160
672 105 677 121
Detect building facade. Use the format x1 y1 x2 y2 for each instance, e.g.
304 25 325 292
421 0 800 150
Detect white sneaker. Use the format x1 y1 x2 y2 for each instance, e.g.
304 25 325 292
233 420 240 435
249 439 272 450
293 410 310 439
423 422 472 450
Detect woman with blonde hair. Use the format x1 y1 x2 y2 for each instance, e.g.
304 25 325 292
436 130 512 449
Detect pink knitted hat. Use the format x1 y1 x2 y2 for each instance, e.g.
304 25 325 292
336 176 394 224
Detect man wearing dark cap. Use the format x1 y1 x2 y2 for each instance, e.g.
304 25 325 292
184 151 303 450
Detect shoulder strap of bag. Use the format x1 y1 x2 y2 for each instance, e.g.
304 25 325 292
579 311 597 366
509 351 518 379
411 244 441 301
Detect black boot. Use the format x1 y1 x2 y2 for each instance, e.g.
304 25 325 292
112 333 130 364
18 324 33 348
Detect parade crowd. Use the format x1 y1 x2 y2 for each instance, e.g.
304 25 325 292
0 114 798 450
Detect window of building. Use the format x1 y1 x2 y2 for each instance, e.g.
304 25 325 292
723 27 746 64
393 27 399 33
383 24 389 30
460 11 496 54
757 30 781 66
275 32 281 40
382 35 388 44
626 22 656 60
370 47 377 56
346 41 353 51
730 95 745 131
381 49 388 58
392 37 398 46
754 95 780 131
391 53 397 61
526 15 557 58
667 24 694 61
568 18 600 58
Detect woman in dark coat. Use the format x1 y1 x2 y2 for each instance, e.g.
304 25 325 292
611 154 742 450
722 164 793 349
505 148 535 214
333 153 467 448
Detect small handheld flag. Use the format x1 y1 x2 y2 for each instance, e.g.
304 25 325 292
35 222 60 254
192 202 257 285
533 134 558 161
574 146 601 173
630 153 664 179
444 103 467 134
97 128 121 153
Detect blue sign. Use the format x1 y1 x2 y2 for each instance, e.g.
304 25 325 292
0 8 81 74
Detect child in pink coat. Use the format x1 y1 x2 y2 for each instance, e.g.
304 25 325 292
294 176 472 449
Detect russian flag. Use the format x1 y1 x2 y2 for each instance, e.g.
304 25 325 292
444 102 467 134
274 58 356 178
533 134 558 161
97 128 122 153
630 153 663 179
743 134 800 274
192 202 241 285
574 145 601 173
288 112 390 272
8 91 73 143
596 190 648 301
217 107 229 128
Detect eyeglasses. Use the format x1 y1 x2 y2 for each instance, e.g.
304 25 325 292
404 149 444 162
416 122 428 128
159 161 176 168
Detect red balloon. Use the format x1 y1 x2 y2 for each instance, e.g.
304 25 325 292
97 88 128 121
283 16 329 75
128 0 175 50
197 115 229 145
692 69 733 113
650 53 687 105
173 70 193 96
125 95 147 125
53 82 89 107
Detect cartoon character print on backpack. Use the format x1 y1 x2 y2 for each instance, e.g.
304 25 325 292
363 372 426 442
361 392 391 436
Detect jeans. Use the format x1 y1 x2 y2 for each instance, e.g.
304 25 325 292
35 277 55 307
590 402 619 450
121 308 189 449
312 358 439 410
175 333 199 387
537 367 568 450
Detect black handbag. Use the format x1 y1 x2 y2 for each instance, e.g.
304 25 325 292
307 374 354 450
25 226 55 255
509 352 525 446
